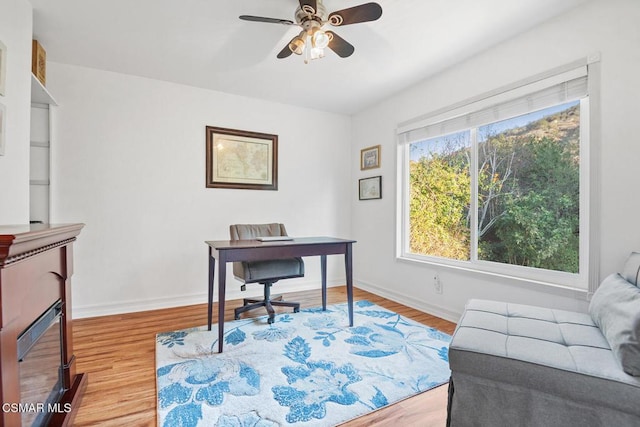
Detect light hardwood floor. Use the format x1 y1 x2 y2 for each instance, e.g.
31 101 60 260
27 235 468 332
71 287 456 426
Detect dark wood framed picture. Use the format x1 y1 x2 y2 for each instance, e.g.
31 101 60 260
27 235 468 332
359 176 382 200
205 126 278 190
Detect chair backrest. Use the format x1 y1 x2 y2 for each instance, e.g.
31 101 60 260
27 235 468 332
229 223 288 241
229 223 303 283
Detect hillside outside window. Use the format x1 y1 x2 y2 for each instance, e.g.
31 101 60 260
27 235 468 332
397 63 597 290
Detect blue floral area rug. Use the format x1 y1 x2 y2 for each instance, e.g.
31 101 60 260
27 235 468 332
156 301 451 426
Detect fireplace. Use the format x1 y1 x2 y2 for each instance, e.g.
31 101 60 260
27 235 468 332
17 300 65 426
0 224 86 426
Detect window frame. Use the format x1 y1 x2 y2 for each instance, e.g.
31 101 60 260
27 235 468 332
396 59 600 292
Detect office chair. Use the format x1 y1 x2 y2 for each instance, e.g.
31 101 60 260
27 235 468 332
230 223 304 324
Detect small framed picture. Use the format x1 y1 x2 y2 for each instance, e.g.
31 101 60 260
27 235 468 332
360 145 380 170
359 176 382 200
0 40 6 96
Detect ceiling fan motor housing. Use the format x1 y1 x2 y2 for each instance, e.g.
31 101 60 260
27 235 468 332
295 2 327 30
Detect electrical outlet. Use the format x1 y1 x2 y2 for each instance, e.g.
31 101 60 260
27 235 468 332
434 274 443 294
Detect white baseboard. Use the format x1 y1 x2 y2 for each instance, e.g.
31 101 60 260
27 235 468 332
73 278 462 322
72 279 343 319
72 293 207 319
355 279 462 323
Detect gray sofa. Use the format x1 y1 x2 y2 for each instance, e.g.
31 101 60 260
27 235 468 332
447 253 640 426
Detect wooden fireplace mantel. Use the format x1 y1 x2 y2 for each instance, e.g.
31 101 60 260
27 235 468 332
0 223 86 427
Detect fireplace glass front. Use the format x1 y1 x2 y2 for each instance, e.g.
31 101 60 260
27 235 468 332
17 301 64 427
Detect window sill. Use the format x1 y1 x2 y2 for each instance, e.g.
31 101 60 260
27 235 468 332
396 255 591 301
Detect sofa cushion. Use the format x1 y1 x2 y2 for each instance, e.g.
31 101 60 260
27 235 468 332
589 273 640 376
622 252 640 286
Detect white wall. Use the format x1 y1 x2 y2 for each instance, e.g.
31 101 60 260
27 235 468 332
13 0 638 322
351 0 640 321
0 0 32 224
48 63 352 318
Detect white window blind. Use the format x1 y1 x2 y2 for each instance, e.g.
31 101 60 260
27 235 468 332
397 66 588 145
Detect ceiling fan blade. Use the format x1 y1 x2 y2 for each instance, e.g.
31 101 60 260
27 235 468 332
277 38 296 59
328 2 383 26
325 31 355 58
239 15 294 25
298 0 318 14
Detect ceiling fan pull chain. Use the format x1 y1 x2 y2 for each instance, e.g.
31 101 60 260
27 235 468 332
304 38 311 64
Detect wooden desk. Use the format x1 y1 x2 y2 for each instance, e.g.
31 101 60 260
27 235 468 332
205 237 356 353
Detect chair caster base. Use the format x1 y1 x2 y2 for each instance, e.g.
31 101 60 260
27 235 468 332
233 291 300 324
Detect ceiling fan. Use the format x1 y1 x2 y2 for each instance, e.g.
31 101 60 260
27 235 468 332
239 0 383 63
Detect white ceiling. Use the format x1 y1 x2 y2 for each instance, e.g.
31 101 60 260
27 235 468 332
29 0 588 115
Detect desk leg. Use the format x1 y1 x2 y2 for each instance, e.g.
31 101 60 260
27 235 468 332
321 255 327 311
208 250 216 331
217 257 227 353
345 243 353 327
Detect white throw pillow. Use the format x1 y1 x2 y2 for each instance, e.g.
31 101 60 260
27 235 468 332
589 273 640 376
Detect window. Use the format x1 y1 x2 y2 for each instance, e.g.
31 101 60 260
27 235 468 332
398 64 594 289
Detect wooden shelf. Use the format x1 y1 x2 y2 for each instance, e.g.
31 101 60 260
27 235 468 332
31 73 57 105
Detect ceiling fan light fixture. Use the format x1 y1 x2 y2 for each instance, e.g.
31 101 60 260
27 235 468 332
311 28 330 49
303 33 325 64
289 31 307 55
310 46 325 59
305 47 324 64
